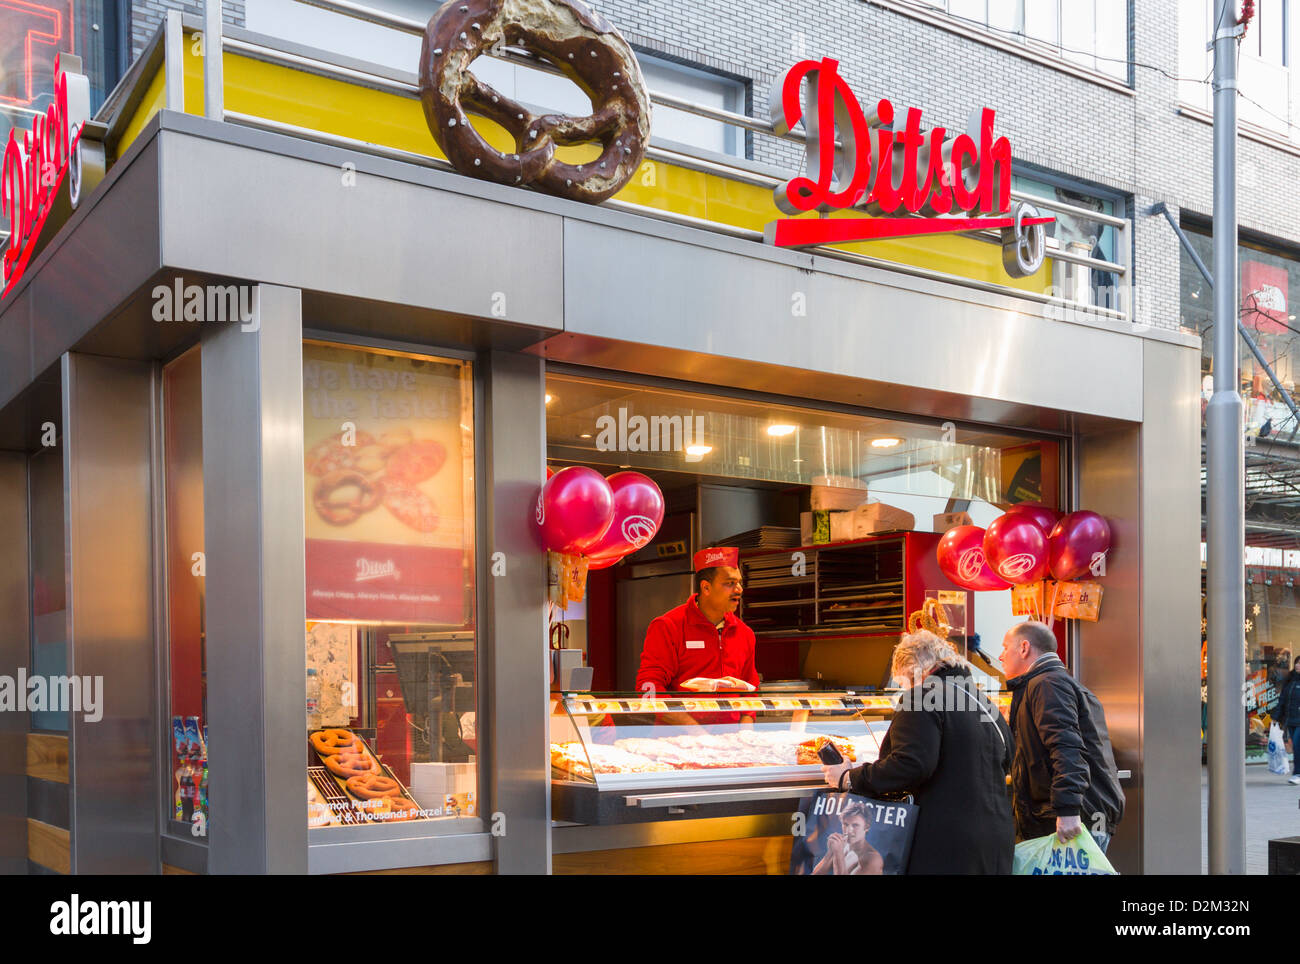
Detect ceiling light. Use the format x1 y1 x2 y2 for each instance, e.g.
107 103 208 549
767 423 797 437
545 393 554 405
579 433 592 439
871 437 903 448
686 444 712 457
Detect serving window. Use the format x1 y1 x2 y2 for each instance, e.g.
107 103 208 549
302 341 477 828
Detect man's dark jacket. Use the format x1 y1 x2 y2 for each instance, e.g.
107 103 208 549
1278 671 1300 728
1007 653 1122 841
847 665 1014 874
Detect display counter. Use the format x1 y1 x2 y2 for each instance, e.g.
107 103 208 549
549 689 1007 829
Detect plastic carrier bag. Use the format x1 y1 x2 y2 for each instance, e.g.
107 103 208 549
1268 722 1290 776
1013 831 1119 875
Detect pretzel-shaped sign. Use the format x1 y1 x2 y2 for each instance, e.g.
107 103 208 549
419 0 651 203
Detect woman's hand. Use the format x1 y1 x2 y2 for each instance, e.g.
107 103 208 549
822 760 852 789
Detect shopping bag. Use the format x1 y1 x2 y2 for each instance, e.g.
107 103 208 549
1268 722 1290 776
1012 831 1119 875
789 791 917 875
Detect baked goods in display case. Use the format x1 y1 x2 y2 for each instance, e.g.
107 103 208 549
307 727 433 826
548 693 888 784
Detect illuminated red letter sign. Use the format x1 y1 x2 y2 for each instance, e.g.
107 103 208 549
767 58 1052 269
1 53 84 300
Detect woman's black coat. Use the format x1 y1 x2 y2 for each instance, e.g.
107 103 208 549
845 665 1015 874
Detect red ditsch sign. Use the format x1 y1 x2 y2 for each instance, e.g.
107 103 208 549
1 53 82 301
766 58 1052 265
305 539 467 625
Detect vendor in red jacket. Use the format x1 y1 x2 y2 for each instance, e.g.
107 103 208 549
636 548 759 722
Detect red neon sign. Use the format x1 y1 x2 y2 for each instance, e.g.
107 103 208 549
768 58 1052 248
1 54 80 300
0 1 75 107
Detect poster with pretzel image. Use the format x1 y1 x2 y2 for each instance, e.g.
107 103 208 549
303 342 474 625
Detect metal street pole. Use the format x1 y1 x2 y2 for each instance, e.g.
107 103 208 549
1207 0 1246 876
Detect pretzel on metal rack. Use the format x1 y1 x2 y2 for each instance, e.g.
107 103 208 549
419 0 651 203
907 597 952 638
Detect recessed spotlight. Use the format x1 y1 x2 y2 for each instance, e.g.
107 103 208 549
767 423 797 437
579 433 592 439
871 437 903 448
686 444 712 457
545 393 554 405
792 458 805 463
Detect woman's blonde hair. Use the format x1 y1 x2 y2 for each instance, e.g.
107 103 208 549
890 630 970 685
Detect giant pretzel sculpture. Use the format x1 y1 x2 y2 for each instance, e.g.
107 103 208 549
419 0 651 203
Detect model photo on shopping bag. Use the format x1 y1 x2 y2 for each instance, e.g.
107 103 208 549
790 791 918 875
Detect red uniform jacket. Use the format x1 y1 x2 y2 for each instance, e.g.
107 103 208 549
636 595 759 697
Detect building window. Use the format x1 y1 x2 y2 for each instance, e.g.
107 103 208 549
163 347 208 834
908 0 1130 81
1013 169 1126 311
1179 0 1300 138
244 0 748 157
302 341 478 829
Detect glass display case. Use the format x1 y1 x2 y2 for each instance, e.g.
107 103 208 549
549 688 1013 825
549 692 897 825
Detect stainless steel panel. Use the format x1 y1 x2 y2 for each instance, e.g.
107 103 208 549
625 785 823 807
25 147 162 392
158 129 564 332
483 351 550 873
62 353 157 874
307 831 492 875
552 813 790 853
26 777 70 829
160 832 208 874
1076 425 1142 874
616 573 691 692
202 285 308 874
1138 340 1203 874
0 453 29 874
559 219 1143 423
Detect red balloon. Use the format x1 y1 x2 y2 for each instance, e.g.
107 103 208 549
534 466 614 554
1048 511 1112 581
586 551 624 571
936 525 1011 591
1003 502 1060 537
546 466 555 479
983 513 1050 585
581 472 666 560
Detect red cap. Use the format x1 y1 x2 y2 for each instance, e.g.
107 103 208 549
693 546 739 571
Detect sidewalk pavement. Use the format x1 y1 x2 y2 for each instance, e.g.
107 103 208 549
1201 764 1300 874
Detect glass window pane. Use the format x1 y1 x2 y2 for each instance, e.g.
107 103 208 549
948 0 987 24
987 0 1019 33
1095 0 1128 79
1025 0 1059 45
303 342 477 827
1060 0 1096 69
164 348 208 832
1258 0 1285 63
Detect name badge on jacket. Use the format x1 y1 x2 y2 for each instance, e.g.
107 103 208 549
685 640 705 649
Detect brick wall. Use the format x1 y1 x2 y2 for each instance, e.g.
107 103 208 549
132 0 245 59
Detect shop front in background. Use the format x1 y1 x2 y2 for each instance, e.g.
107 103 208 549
542 371 1067 698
